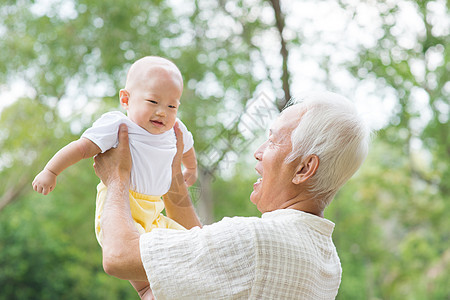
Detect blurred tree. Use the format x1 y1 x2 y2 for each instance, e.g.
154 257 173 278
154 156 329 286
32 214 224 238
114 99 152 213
0 0 282 297
329 0 450 298
0 0 283 222
0 99 67 210
0 99 136 299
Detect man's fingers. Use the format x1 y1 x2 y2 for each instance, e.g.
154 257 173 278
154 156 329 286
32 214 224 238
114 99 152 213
173 122 184 152
93 156 102 177
118 123 129 148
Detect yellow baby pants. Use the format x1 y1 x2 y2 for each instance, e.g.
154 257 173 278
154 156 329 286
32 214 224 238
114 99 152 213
95 182 185 246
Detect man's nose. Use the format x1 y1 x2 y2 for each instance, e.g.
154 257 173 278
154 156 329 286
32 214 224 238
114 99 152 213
254 143 265 161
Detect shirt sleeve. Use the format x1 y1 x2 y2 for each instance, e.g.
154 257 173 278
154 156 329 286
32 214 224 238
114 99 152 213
81 112 126 153
140 217 256 300
176 119 194 153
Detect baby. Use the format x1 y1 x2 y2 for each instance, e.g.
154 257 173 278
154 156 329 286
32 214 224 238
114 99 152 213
32 56 197 244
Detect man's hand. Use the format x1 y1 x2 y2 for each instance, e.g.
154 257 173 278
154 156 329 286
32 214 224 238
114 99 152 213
172 122 184 174
183 168 197 187
139 287 155 300
131 281 155 300
94 124 132 187
161 122 202 229
32 169 57 195
95 124 146 281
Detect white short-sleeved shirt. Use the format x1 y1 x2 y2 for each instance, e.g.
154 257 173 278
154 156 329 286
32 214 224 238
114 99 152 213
140 209 342 299
81 111 194 196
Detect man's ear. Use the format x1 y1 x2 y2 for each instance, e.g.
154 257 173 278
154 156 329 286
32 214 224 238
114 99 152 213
292 155 319 185
119 89 130 109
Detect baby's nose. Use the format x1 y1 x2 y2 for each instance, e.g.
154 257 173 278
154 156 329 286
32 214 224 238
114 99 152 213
156 109 166 117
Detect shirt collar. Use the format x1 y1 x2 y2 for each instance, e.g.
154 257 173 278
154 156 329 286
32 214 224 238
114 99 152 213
262 209 335 236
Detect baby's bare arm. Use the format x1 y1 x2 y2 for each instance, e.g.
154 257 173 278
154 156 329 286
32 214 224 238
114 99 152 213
45 138 101 175
181 147 197 186
32 138 101 195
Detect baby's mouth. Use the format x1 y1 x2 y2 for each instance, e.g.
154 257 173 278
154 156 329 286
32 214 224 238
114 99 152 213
151 120 164 127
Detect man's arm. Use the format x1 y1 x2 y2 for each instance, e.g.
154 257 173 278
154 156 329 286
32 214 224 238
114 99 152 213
163 122 202 229
93 124 147 281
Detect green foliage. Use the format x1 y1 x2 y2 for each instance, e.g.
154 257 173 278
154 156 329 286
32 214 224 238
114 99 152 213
328 0 449 298
327 137 450 299
212 164 261 220
0 98 136 298
0 195 136 300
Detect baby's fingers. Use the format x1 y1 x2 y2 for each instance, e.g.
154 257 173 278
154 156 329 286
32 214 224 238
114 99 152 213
35 184 43 194
32 181 51 195
32 181 40 193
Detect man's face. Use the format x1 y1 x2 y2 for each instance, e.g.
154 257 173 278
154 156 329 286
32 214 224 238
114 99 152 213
123 68 182 135
250 105 303 213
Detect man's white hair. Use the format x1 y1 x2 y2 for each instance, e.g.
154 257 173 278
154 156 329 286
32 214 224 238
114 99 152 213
285 91 371 209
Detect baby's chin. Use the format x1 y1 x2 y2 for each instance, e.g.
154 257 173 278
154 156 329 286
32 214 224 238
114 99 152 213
146 127 170 135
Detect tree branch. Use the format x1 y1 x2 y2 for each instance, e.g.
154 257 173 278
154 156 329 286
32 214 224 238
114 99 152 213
0 176 29 211
269 0 291 109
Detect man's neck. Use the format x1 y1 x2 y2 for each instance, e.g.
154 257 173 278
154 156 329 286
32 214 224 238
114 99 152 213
280 193 324 218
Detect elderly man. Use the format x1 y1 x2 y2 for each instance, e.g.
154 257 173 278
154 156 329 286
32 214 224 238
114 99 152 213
94 91 371 299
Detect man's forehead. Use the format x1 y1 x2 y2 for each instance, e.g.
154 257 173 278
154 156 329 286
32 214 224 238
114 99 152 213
271 104 303 133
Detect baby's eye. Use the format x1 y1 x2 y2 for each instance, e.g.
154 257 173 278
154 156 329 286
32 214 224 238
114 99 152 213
168 105 177 109
147 100 157 104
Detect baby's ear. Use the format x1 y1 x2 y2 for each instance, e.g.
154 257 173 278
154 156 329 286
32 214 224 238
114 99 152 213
119 89 130 109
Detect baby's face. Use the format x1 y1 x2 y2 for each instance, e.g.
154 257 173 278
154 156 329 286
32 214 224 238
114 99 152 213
123 67 182 134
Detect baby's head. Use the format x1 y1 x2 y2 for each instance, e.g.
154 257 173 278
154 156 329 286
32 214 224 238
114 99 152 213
120 56 183 134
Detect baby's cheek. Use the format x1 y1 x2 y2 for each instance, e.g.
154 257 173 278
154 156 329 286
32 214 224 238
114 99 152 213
167 116 178 128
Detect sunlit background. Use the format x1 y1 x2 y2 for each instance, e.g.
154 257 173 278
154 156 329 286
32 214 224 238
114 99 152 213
0 0 449 299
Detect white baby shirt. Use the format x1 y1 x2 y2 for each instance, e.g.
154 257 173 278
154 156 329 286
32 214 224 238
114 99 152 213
81 111 194 196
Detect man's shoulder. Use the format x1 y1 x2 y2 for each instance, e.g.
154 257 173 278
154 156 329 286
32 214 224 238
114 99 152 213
205 215 262 230
203 211 307 236
192 215 262 242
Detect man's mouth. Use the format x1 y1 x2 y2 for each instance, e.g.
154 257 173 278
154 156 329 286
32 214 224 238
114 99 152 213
254 167 263 188
253 177 262 189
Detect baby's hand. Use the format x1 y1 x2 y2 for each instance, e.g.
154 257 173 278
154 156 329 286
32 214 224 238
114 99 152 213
183 168 197 187
32 169 57 195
